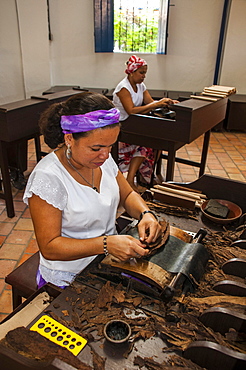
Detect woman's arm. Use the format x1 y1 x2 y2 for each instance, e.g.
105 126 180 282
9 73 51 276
29 193 150 262
117 171 162 244
29 195 107 260
117 88 177 116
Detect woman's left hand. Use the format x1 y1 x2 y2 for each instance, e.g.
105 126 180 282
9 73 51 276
137 213 162 245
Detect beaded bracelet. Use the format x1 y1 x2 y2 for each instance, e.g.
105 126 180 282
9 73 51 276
103 235 109 256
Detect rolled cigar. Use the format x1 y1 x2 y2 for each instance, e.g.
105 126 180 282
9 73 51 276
159 182 202 194
190 95 218 102
154 185 206 201
150 188 196 210
158 182 207 198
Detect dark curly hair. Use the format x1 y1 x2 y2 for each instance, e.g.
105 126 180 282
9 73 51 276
39 92 118 149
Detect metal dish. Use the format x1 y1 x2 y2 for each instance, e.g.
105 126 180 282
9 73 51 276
201 199 242 225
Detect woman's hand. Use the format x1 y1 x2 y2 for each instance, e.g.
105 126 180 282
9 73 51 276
157 98 179 107
137 212 162 245
106 235 149 261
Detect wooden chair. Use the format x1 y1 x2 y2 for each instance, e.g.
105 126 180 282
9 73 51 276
184 340 246 370
222 258 246 279
5 252 39 310
199 307 246 335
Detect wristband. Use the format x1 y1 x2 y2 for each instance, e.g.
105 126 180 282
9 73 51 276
103 235 109 256
139 210 158 221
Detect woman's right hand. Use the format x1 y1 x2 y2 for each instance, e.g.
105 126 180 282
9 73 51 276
106 235 149 261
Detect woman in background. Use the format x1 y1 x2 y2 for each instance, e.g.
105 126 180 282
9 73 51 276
113 55 178 192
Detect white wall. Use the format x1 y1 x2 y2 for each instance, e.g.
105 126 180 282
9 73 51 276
0 0 24 104
16 0 51 97
0 0 50 104
48 0 225 92
0 0 245 106
220 0 246 91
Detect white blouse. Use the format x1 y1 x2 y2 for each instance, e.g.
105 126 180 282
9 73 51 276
23 152 120 285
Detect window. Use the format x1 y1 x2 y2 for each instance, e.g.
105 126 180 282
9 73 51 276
94 0 170 54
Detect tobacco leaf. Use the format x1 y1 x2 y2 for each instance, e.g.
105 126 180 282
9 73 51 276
134 355 169 369
147 201 198 220
91 346 106 370
95 280 114 308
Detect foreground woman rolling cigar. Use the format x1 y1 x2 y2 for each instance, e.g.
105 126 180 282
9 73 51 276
23 92 162 288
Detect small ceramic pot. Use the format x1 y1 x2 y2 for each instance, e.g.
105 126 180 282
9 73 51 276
103 319 131 344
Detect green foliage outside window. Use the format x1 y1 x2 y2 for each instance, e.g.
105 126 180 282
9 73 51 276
114 10 159 53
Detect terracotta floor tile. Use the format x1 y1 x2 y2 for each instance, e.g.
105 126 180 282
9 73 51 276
0 223 14 236
207 163 224 170
14 191 25 201
0 244 26 260
0 207 7 216
26 239 39 254
0 278 5 295
0 289 12 315
228 173 246 181
228 154 244 160
221 162 237 168
22 208 31 218
5 230 33 245
210 169 228 177
0 313 9 322
0 235 6 246
225 167 241 174
17 253 34 266
0 199 7 207
0 260 17 278
0 211 21 223
236 162 246 169
14 218 34 231
12 200 26 212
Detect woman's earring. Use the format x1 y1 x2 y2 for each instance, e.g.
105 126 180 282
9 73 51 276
66 144 72 159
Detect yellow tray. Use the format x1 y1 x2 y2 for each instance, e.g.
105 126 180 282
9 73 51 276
30 315 87 356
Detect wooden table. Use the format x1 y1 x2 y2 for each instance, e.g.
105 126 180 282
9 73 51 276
112 97 228 182
0 89 79 217
1 174 246 369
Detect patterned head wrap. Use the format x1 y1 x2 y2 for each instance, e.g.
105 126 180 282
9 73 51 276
61 108 120 134
125 55 147 74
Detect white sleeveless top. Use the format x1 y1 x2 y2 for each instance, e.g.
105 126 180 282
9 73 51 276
113 76 146 121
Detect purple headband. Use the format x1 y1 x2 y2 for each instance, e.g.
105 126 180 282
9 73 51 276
61 108 120 134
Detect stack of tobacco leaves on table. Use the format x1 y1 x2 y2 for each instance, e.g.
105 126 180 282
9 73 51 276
146 200 198 220
67 225 246 367
51 267 245 369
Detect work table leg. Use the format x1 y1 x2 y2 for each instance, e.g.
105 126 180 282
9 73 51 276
0 141 15 218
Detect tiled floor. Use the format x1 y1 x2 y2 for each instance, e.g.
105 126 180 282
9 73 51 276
0 130 246 322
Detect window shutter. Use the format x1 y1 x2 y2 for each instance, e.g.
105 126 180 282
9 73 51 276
94 0 114 52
